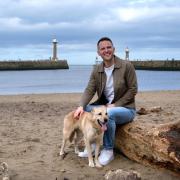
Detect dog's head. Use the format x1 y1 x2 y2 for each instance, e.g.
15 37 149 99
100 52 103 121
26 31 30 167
91 106 108 131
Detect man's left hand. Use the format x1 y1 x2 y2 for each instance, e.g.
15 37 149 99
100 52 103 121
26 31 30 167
106 104 115 108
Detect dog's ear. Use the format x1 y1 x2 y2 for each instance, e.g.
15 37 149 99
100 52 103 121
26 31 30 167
91 108 95 113
90 108 96 122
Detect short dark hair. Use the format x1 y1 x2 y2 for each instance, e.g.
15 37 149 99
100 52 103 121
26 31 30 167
97 37 113 47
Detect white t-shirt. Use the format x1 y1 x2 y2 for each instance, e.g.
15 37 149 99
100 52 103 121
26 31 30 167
104 64 114 104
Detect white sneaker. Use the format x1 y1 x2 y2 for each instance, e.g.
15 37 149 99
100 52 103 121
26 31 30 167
98 149 114 165
78 144 96 158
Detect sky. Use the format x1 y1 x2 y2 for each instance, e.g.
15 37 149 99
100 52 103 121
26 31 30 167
0 0 180 65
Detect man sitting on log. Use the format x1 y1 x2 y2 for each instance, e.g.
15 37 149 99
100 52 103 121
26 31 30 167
74 37 138 166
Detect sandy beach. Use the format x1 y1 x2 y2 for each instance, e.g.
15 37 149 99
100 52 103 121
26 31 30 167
0 91 180 180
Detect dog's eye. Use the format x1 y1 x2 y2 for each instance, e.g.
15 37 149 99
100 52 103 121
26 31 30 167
105 113 108 115
98 113 102 115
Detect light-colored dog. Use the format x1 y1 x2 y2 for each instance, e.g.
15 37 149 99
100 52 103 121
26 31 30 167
60 106 108 167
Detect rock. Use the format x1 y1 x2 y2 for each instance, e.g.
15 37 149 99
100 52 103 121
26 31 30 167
105 169 141 180
149 106 162 113
136 107 148 115
0 162 10 180
115 120 180 173
136 106 162 115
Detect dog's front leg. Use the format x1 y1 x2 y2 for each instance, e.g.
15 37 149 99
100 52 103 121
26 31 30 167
84 139 95 167
95 138 102 168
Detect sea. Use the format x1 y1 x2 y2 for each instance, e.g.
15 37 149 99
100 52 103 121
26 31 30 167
0 65 180 95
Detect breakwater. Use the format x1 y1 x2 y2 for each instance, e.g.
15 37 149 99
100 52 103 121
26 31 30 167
0 60 69 70
130 60 180 71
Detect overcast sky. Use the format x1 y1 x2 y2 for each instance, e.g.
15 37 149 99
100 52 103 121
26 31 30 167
0 0 180 64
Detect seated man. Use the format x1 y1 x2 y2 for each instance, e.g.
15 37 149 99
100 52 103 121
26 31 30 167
74 37 138 165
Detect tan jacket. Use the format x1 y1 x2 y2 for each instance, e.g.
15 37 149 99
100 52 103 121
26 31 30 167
80 56 138 109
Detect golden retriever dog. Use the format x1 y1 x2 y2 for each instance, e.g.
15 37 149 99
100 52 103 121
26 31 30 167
60 106 108 168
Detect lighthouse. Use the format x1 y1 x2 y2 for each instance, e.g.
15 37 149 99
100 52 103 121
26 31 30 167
52 38 58 61
125 47 129 60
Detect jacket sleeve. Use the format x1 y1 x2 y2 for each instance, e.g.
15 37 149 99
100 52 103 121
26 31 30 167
80 68 97 108
114 62 138 107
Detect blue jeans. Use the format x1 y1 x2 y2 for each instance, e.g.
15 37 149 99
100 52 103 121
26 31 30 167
85 105 136 150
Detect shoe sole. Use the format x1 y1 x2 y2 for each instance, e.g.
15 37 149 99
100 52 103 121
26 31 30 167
99 156 114 165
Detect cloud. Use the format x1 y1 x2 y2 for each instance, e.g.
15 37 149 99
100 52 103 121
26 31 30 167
0 0 180 63
0 17 51 31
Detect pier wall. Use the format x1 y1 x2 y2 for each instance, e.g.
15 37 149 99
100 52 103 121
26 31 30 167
0 60 69 70
130 60 180 70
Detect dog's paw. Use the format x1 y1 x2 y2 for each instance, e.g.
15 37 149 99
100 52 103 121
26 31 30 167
95 162 102 168
59 152 67 159
88 161 95 168
74 148 79 154
95 160 102 168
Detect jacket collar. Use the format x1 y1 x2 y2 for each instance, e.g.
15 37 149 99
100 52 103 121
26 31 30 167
98 55 122 72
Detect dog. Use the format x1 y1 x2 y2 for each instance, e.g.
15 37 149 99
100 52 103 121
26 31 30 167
60 106 108 167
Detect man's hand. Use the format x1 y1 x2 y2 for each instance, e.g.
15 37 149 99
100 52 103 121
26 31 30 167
106 103 115 108
74 106 84 119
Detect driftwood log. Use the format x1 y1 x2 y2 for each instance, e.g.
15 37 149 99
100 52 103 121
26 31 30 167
115 109 180 173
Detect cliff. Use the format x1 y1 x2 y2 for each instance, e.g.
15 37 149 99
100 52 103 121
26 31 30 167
0 60 69 70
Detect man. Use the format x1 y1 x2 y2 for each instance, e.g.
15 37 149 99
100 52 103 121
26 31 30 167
74 37 138 165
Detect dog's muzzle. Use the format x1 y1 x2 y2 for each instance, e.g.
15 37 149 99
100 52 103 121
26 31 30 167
97 119 107 131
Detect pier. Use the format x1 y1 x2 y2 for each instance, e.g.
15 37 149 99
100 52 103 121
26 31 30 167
0 60 69 71
130 60 180 71
0 38 69 71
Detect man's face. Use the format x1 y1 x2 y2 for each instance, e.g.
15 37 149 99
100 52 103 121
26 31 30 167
97 40 115 61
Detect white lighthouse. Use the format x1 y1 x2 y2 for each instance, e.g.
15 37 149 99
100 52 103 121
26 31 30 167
52 38 58 61
125 47 129 60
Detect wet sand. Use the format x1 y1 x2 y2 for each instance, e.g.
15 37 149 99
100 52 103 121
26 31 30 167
0 91 180 180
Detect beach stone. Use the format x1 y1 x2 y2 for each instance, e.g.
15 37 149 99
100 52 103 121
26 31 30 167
115 117 180 173
136 106 162 115
105 169 141 180
0 162 10 180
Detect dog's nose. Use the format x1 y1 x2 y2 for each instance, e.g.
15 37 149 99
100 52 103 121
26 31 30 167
104 118 108 123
